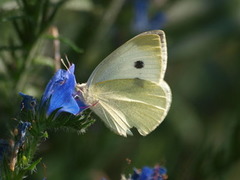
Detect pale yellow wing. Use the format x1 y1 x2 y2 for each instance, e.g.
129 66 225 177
85 79 171 137
87 30 167 86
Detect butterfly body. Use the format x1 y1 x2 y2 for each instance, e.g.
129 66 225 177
77 30 171 137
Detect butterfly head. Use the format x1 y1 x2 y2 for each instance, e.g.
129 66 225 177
75 83 99 109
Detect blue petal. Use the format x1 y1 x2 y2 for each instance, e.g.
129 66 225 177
42 65 81 115
139 167 154 180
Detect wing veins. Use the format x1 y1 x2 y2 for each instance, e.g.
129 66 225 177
98 96 166 112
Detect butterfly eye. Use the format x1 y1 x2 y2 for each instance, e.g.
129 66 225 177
134 60 144 69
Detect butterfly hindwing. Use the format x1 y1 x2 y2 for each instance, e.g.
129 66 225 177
87 79 171 136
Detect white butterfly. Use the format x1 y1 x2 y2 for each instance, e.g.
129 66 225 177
77 30 171 137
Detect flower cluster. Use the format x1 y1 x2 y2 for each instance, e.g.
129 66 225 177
17 64 94 136
18 64 94 134
1 64 95 179
19 64 88 117
122 165 168 180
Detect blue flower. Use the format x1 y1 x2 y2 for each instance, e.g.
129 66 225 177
19 92 37 111
131 165 168 180
140 167 153 180
132 0 166 33
41 64 87 115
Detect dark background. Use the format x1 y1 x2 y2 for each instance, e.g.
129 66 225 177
0 0 240 179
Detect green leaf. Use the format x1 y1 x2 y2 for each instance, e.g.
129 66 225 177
47 109 95 134
25 157 42 172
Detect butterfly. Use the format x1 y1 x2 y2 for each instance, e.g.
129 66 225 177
77 30 171 137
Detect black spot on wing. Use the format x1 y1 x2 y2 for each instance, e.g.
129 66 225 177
134 61 144 69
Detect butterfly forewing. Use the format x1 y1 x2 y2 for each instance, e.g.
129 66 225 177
87 30 167 86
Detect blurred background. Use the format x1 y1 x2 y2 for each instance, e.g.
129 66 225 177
0 0 240 179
